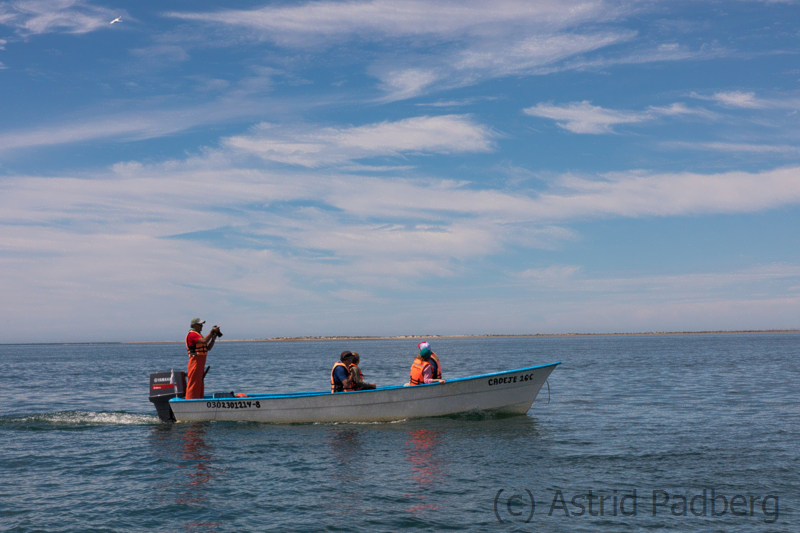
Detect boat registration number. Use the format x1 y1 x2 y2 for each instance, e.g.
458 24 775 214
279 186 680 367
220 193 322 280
487 373 536 386
206 400 261 409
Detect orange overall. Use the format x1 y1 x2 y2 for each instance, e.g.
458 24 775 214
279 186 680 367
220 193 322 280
186 330 208 399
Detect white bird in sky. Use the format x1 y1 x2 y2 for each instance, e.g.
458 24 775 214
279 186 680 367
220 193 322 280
109 17 122 25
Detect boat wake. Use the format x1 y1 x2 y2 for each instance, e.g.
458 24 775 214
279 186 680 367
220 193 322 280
314 418 410 426
1 411 160 429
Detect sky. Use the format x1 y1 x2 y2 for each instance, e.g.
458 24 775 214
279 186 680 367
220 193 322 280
1 0 799 343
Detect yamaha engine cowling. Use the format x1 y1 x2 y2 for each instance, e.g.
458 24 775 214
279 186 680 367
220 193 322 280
149 371 186 422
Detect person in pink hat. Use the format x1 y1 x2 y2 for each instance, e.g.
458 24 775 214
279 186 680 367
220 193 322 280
418 342 443 380
408 341 445 386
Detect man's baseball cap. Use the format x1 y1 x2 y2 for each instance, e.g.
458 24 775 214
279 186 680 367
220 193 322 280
418 341 432 357
191 318 206 325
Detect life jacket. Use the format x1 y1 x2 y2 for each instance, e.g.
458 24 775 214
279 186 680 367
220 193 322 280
409 357 431 385
429 352 442 380
331 362 355 393
186 331 208 358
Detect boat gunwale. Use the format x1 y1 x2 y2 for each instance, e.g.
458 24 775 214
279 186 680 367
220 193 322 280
170 361 561 404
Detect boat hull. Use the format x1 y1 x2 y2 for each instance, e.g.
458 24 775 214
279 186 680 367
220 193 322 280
169 362 559 423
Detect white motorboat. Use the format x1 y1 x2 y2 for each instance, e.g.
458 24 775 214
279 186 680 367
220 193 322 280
148 362 559 423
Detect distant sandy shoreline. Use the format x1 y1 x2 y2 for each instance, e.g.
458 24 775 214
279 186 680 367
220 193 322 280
115 329 799 344
4 330 797 346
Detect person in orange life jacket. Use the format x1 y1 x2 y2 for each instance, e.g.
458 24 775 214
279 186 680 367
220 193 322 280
331 351 356 393
349 353 376 390
407 343 445 386
185 318 221 400
417 341 442 380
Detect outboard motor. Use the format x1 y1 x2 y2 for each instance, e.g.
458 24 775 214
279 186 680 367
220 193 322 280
149 371 186 422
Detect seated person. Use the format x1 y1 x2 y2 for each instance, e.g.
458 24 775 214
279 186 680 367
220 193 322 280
349 353 376 390
418 341 442 380
407 343 446 386
331 351 356 393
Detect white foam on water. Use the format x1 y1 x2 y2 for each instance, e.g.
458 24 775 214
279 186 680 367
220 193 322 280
11 411 159 426
314 418 409 426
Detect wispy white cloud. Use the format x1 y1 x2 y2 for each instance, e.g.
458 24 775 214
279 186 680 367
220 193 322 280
538 166 800 219
165 0 615 44
518 263 800 293
415 98 479 107
663 141 800 154
523 100 712 134
373 31 634 100
0 0 123 35
709 91 765 108
523 101 647 133
165 0 638 100
222 115 495 167
553 42 729 74
451 31 633 75
0 96 281 153
692 90 800 110
648 102 716 118
338 164 416 172
374 68 440 102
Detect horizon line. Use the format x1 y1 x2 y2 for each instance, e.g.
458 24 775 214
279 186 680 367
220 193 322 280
2 329 799 346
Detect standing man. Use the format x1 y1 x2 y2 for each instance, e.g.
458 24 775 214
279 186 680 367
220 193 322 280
186 318 220 399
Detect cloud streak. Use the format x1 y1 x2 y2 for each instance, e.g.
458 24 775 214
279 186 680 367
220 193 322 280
663 141 800 155
520 263 800 294
165 0 636 100
223 115 495 167
539 167 800 219
692 90 800 110
165 0 615 44
0 0 122 35
523 101 712 133
373 30 634 101
0 96 285 153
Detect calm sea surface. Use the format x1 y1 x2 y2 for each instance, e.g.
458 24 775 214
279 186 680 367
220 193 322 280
1 334 798 532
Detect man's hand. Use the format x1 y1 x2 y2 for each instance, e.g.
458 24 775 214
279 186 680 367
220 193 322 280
200 326 219 350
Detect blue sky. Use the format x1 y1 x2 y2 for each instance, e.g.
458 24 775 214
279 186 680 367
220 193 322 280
1 0 799 342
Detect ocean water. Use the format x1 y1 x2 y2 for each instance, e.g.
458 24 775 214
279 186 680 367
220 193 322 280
1 334 798 532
